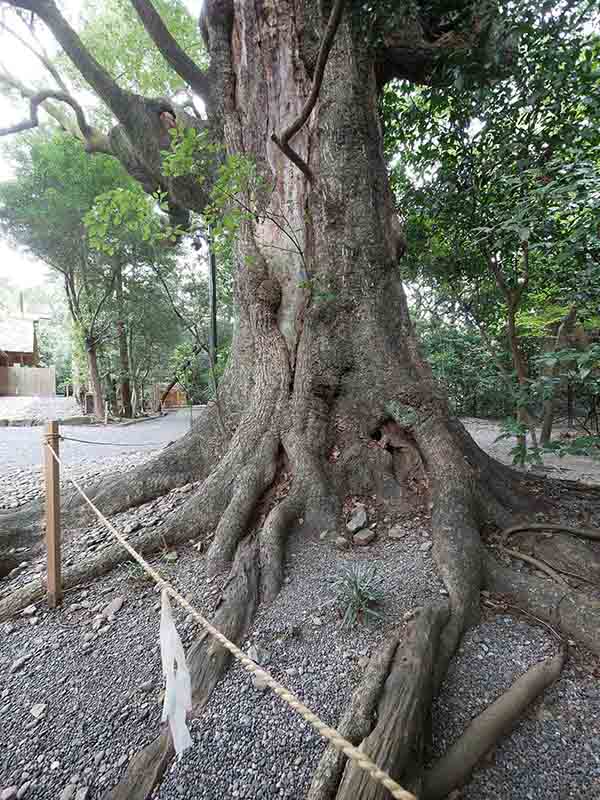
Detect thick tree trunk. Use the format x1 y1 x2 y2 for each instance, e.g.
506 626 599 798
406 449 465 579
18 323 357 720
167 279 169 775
85 339 105 419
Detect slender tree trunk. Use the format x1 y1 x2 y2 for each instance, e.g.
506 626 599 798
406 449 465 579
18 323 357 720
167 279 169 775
116 263 133 418
540 306 578 445
85 338 104 419
506 301 539 454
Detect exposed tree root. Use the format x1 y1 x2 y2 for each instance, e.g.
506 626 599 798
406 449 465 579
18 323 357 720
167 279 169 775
206 436 279 576
422 648 566 800
188 538 260 703
306 635 401 800
259 486 305 603
500 522 600 544
0 519 189 621
335 604 450 800
483 552 600 655
528 534 600 587
103 732 174 800
498 546 568 588
0 467 234 621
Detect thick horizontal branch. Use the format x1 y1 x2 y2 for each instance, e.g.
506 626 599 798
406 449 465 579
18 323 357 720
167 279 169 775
129 0 211 103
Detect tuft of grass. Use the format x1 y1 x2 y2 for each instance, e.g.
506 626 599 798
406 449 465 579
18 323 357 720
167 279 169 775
334 563 384 627
123 560 154 586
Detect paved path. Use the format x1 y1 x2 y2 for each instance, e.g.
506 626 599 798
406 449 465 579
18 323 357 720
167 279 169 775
0 395 81 422
0 409 196 474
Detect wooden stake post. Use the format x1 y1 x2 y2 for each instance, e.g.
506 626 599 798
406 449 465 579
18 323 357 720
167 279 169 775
44 421 62 607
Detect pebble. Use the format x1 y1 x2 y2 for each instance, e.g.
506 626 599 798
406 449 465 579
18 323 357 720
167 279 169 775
419 541 433 552
21 605 36 616
346 504 368 533
335 536 350 551
388 524 407 539
29 703 47 720
9 654 31 674
16 783 31 800
247 644 270 665
0 788 17 800
251 675 268 691
353 528 377 546
59 786 75 800
101 596 124 619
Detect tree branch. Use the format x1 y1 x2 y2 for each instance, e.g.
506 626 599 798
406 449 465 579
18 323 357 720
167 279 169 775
4 0 132 126
0 73 112 153
0 89 94 137
377 9 500 86
0 17 69 92
271 0 346 180
128 0 211 104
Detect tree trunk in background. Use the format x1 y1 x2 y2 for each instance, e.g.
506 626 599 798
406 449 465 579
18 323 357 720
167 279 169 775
506 300 539 453
540 306 578 445
85 339 104 419
116 263 133 418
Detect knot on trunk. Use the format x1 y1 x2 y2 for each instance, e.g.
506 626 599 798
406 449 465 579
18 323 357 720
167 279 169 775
256 279 282 311
249 279 282 332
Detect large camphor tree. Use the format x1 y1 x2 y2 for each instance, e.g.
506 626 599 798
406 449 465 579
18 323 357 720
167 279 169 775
1 2 599 799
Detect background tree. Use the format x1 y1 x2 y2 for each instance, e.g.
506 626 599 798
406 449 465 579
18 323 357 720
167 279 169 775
0 131 188 416
387 6 600 454
0 133 133 416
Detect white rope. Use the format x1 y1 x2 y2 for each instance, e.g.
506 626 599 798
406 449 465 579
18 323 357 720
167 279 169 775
44 442 416 800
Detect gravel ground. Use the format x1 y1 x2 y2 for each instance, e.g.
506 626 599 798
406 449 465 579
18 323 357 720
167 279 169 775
1 425 600 800
0 453 158 511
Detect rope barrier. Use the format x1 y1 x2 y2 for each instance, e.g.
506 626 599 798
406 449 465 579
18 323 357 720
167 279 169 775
60 435 170 448
44 441 415 800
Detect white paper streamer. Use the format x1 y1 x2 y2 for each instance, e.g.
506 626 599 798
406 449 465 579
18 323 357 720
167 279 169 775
160 589 193 757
